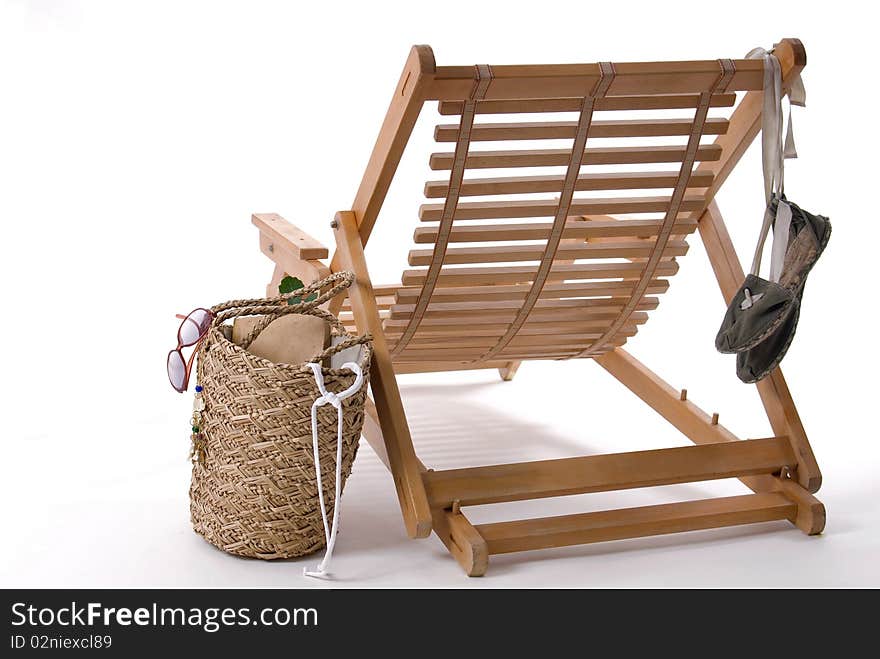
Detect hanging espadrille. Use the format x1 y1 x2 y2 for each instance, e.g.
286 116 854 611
715 47 831 383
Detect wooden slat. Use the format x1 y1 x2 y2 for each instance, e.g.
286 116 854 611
401 260 679 286
435 117 729 142
424 170 714 198
476 493 796 555
418 196 706 221
392 339 629 362
430 144 722 170
437 93 737 115
389 299 658 322
383 317 645 336
385 315 648 335
414 218 697 243
408 239 688 266
341 296 395 312
390 295 657 316
427 59 764 100
405 330 637 350
394 279 669 303
424 437 795 508
396 341 626 357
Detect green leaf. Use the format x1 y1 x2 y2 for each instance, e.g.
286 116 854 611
279 276 311 306
279 276 304 295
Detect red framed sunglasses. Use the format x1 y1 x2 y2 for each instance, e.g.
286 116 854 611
167 308 214 393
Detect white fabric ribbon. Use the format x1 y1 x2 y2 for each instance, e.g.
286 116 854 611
747 47 806 286
303 361 364 579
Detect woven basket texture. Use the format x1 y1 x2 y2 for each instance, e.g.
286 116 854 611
189 272 372 559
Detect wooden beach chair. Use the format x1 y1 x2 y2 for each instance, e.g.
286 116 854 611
252 38 824 576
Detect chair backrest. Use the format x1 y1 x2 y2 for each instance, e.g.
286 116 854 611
347 41 806 364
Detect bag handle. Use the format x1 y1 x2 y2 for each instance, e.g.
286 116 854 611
211 271 355 349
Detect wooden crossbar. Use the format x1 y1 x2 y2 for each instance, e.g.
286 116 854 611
427 59 764 99
424 437 794 508
476 493 797 556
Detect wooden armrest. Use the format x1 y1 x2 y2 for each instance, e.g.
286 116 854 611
251 213 329 260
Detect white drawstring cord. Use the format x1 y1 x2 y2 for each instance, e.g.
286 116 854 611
303 361 364 579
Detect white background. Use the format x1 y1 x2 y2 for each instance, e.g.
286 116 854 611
1 0 877 587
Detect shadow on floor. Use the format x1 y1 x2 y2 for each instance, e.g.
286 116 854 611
341 377 771 573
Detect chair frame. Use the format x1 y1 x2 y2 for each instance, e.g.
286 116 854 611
251 38 824 576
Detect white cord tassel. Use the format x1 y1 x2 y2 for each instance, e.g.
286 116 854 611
303 361 364 579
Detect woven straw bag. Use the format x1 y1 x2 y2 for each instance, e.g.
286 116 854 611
189 271 372 560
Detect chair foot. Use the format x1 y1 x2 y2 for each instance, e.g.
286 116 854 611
777 478 826 535
498 361 521 381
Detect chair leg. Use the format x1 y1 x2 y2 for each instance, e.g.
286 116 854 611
698 200 822 492
333 211 433 539
498 361 521 381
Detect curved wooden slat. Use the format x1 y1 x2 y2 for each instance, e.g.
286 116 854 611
418 196 706 221
434 117 728 142
408 239 688 266
393 279 670 303
413 218 697 243
400 260 679 287
383 311 650 330
423 171 714 198
429 144 722 170
437 93 737 115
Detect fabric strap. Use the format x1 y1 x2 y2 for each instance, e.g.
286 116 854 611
747 47 806 283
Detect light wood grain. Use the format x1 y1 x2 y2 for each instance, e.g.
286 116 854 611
252 213 329 260
429 144 722 170
332 211 432 538
438 92 737 115
424 437 794 508
434 117 729 142
477 493 796 555
401 260 679 287
424 171 712 198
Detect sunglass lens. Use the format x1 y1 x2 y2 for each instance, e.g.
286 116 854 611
167 350 187 391
179 309 211 346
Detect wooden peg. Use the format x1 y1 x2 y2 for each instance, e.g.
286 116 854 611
680 389 688 401
711 413 719 425
451 499 462 515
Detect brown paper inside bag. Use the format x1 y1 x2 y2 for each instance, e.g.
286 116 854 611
232 314 330 365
